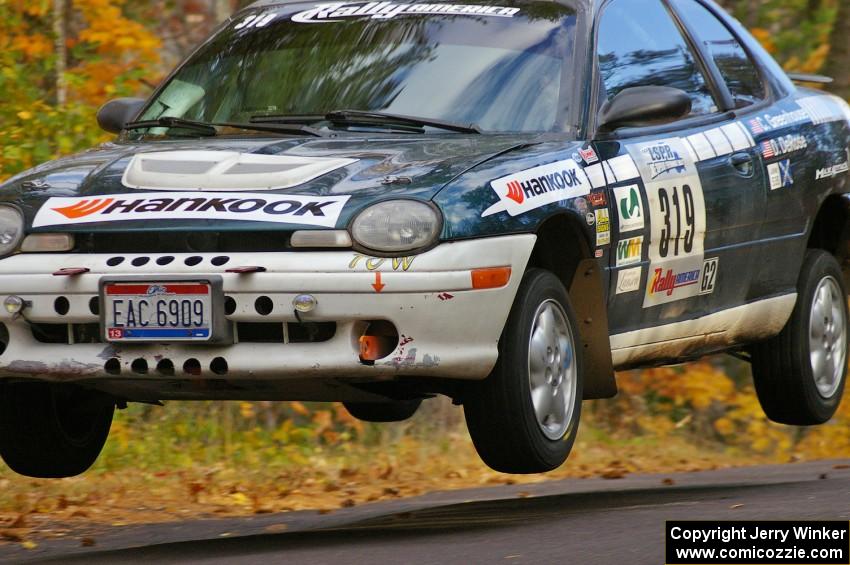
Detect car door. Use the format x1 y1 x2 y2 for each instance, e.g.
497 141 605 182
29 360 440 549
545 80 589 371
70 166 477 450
589 0 768 354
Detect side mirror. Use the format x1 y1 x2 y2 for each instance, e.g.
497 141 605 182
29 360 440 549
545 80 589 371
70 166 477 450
96 98 147 134
597 86 692 132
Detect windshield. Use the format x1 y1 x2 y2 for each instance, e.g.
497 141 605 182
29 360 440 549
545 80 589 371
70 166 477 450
137 1 577 134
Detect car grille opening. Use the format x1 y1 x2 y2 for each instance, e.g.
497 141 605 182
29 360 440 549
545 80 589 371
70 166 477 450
74 231 293 254
30 322 337 345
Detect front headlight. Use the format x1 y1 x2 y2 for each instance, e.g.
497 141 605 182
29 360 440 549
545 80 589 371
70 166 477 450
0 206 24 257
350 200 441 253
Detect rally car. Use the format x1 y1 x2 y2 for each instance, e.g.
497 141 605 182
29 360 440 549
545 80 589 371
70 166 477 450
0 0 848 478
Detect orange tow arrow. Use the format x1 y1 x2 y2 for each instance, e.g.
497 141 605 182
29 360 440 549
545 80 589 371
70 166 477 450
372 271 386 293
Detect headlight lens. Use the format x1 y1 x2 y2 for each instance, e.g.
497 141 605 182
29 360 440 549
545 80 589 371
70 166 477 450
0 206 24 257
351 200 441 253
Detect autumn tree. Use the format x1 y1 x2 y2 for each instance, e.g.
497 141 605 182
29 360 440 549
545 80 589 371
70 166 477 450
0 0 161 179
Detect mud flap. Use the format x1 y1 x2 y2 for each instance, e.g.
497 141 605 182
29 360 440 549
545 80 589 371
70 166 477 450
570 258 617 399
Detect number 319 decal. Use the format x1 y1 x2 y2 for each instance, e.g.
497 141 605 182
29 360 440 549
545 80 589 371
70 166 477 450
657 184 695 258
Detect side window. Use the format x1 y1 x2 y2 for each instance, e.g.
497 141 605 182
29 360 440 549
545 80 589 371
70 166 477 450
675 0 766 108
597 0 718 117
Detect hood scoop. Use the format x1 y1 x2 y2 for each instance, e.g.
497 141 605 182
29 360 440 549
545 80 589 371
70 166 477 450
122 150 357 191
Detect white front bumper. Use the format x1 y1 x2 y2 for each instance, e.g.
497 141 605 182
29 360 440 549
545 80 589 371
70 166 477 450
0 235 535 383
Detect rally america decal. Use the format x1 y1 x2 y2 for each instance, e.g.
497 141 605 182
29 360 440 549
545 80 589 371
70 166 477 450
291 2 520 23
481 159 590 218
627 138 709 308
32 192 350 228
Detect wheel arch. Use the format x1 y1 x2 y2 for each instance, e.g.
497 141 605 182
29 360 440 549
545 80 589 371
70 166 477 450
808 193 850 289
526 213 617 399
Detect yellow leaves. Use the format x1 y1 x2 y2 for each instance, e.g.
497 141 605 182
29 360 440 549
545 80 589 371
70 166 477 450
239 403 255 419
750 28 776 54
16 111 32 121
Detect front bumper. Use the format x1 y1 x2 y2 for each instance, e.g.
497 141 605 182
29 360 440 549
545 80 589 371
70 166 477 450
0 235 535 391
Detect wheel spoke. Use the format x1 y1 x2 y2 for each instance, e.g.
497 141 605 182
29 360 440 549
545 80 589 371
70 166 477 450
529 328 548 377
551 388 567 423
532 386 553 425
811 348 825 378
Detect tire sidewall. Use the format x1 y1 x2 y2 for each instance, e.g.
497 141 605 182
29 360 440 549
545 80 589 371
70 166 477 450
793 252 848 422
500 269 583 468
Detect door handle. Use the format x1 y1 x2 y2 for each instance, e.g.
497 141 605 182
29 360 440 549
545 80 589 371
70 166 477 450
729 152 754 176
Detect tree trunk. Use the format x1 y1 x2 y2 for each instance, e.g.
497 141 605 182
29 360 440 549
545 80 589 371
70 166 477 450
52 0 67 106
825 2 850 99
214 0 231 22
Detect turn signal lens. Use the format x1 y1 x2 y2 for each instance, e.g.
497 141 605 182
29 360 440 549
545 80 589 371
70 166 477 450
471 267 511 289
21 233 75 253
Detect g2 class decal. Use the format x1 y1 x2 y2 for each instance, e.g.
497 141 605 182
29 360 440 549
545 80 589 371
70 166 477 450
481 159 590 218
291 2 521 23
700 258 719 295
32 192 351 228
628 138 708 308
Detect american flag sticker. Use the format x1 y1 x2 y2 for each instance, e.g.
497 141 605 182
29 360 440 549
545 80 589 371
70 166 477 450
761 140 777 159
749 118 766 135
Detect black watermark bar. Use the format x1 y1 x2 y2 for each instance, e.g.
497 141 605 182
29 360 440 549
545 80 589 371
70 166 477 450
666 521 849 564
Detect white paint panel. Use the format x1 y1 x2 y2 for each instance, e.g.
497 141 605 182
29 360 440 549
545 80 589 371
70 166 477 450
122 151 358 191
584 163 606 189
607 154 640 182
704 127 733 156
610 294 797 368
686 133 716 161
722 123 751 151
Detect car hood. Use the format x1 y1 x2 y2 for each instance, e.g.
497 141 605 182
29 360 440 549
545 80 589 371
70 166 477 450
1 135 534 232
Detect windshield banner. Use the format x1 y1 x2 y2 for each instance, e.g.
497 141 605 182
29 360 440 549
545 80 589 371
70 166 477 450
290 2 521 23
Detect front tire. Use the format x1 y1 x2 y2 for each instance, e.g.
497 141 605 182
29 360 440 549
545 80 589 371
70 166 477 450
751 250 848 425
464 269 583 474
0 382 114 478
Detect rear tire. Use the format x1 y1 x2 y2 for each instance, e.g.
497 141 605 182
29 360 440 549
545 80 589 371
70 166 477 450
0 382 114 478
751 250 848 425
343 399 422 423
464 269 583 474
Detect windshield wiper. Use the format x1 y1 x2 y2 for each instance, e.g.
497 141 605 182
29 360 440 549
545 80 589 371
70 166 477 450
252 110 482 134
125 117 324 138
328 110 482 134
124 117 218 136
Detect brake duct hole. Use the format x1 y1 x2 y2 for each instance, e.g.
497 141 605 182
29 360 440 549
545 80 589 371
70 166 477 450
54 296 70 316
131 358 148 374
104 358 121 375
359 320 399 364
255 296 273 316
183 358 201 376
210 357 228 375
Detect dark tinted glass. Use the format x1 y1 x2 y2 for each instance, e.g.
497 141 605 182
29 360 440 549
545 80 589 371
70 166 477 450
139 2 577 133
597 0 717 116
675 0 765 107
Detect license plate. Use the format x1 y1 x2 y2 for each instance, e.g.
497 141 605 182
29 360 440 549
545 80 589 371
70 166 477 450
103 282 213 342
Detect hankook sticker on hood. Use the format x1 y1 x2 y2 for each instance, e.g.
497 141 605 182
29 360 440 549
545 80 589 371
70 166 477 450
32 192 351 228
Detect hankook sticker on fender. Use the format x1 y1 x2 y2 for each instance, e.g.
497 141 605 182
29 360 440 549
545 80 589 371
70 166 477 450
32 192 351 228
627 138 708 308
481 159 590 218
